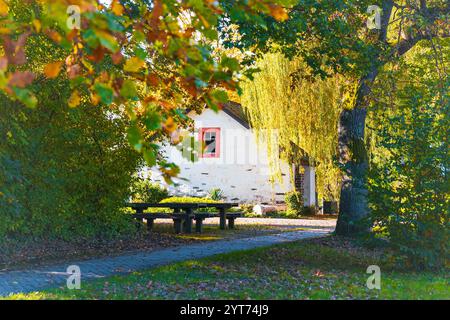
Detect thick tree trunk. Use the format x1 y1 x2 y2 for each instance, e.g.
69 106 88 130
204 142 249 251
335 68 378 236
333 0 445 236
335 0 396 236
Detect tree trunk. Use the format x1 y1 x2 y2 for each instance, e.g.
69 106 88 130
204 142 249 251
335 0 396 236
335 68 378 236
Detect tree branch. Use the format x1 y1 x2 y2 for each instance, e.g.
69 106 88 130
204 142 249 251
393 1 449 56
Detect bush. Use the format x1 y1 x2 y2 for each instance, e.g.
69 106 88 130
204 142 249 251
368 65 449 269
265 210 298 219
160 196 221 204
285 191 303 216
208 188 224 201
159 197 221 213
238 204 254 215
130 178 169 203
0 81 141 240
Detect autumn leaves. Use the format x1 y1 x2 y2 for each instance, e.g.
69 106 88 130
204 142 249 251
0 0 291 181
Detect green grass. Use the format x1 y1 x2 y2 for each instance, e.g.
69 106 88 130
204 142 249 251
4 236 449 300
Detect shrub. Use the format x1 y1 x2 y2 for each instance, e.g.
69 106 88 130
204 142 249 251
238 204 254 215
285 191 303 216
208 188 224 201
368 66 449 269
0 80 141 240
130 177 169 203
160 197 220 203
159 197 221 213
265 210 298 219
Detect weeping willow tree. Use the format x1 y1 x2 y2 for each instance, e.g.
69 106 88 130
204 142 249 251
240 52 345 201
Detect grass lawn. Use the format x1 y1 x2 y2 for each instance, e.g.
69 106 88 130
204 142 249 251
5 236 448 300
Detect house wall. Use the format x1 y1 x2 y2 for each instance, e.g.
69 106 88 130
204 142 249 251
146 109 293 204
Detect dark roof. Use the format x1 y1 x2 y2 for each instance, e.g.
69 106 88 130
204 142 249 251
221 101 250 129
187 102 250 129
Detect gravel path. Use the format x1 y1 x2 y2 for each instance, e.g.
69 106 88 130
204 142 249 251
230 217 336 228
0 228 331 297
157 217 337 228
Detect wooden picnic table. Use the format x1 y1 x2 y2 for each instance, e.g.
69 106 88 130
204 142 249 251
126 202 240 233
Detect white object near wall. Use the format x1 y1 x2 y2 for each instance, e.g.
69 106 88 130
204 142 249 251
303 166 316 207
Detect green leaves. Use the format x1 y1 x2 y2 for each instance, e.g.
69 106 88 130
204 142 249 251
207 89 229 110
94 83 114 105
142 147 156 166
143 110 162 131
13 87 37 108
0 0 300 179
120 80 138 100
127 124 143 152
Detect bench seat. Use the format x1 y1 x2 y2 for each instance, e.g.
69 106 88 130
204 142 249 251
131 211 243 233
225 212 242 229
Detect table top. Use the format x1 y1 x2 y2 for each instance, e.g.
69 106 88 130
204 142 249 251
126 202 239 209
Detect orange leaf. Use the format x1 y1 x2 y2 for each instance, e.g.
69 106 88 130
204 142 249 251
44 61 63 78
111 0 124 16
45 29 62 43
111 51 123 64
150 0 163 27
86 45 106 62
0 0 8 16
147 73 159 87
269 5 289 22
90 92 100 106
163 116 177 134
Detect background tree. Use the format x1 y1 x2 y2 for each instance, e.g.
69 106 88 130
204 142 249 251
224 0 449 235
0 0 292 239
0 0 291 181
239 52 344 202
367 40 449 269
0 2 140 239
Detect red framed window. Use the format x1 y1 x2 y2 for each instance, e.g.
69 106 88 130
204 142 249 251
199 128 220 158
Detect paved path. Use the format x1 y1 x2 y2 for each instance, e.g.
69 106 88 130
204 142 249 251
0 228 331 296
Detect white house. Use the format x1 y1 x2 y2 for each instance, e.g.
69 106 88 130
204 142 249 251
147 103 316 206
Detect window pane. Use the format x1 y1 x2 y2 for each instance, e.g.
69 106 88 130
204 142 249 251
204 131 216 154
200 128 219 157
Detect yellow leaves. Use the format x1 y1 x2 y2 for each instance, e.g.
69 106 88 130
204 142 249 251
111 0 124 16
0 0 8 16
68 90 81 108
43 61 63 78
163 116 177 134
0 27 11 34
269 5 289 22
90 92 100 106
240 52 343 200
33 19 41 33
124 56 145 72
